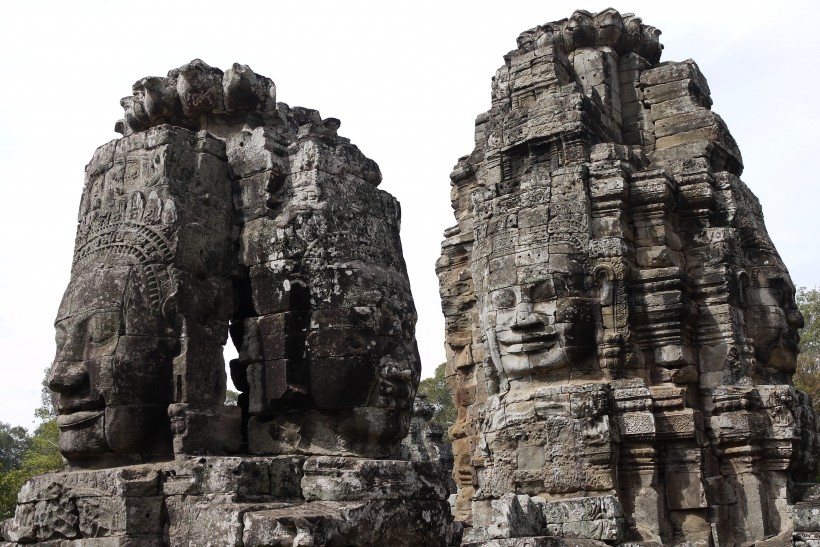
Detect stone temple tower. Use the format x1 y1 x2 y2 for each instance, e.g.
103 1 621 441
437 9 819 546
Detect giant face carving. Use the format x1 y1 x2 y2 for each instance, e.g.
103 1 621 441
49 266 175 465
743 258 804 371
49 127 236 466
297 261 421 448
472 181 600 393
239 184 421 457
482 275 597 388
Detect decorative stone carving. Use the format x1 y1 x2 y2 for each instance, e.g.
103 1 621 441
437 9 818 546
2 61 455 546
50 59 421 465
1 456 456 546
50 128 237 467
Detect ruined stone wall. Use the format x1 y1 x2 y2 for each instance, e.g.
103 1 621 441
438 9 818 546
1 456 454 545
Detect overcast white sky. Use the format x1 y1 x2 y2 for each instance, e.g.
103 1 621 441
1 1 817 430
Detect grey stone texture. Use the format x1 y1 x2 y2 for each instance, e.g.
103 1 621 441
400 395 457 495
437 9 819 546
52 59 420 465
0 456 456 546
2 61 456 545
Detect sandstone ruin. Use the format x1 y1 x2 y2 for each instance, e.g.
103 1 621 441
437 8 820 547
1 61 455 546
3 8 820 547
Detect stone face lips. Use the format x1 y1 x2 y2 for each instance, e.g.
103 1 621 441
49 60 421 466
438 9 817 546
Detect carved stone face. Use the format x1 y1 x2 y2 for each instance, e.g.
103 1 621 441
49 268 174 464
241 200 421 456
472 179 599 391
483 277 596 385
744 262 804 371
297 268 420 449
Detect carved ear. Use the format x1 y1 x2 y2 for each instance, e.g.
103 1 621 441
161 290 178 326
159 267 180 328
737 270 750 307
594 264 615 307
593 261 633 370
593 264 618 335
482 321 505 395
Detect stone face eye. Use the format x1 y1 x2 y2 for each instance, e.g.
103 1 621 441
87 310 121 344
555 297 592 323
54 321 68 349
493 289 516 309
529 280 555 302
768 277 793 309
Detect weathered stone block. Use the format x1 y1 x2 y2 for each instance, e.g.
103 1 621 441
242 500 455 547
301 457 448 502
76 495 162 537
168 404 242 455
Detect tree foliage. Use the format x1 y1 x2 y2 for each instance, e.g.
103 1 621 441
0 425 30 474
794 288 820 411
0 419 62 520
417 362 457 431
0 369 63 519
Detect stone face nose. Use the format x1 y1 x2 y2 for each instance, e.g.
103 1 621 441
788 308 805 330
48 359 88 394
512 306 546 330
49 323 89 394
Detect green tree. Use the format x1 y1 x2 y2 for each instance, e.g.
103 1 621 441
417 362 456 431
0 420 62 519
0 424 31 474
34 367 56 423
0 368 63 519
794 287 820 411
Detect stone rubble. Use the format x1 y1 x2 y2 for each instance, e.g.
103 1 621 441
437 8 819 546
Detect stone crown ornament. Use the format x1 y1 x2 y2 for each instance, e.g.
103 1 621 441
515 9 662 62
